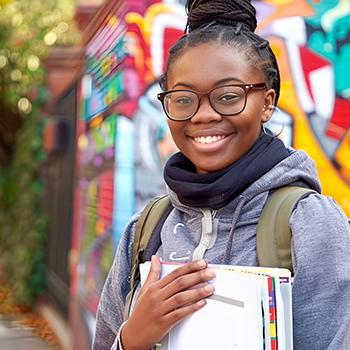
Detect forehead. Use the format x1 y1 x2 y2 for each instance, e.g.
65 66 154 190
167 42 262 90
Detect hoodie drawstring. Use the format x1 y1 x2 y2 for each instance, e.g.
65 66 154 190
192 208 218 261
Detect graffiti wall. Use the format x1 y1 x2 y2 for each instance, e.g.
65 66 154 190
119 0 350 217
70 2 184 347
254 0 350 216
70 0 350 348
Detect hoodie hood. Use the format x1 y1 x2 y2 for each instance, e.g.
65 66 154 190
242 147 321 200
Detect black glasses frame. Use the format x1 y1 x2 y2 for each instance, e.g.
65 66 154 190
157 83 267 121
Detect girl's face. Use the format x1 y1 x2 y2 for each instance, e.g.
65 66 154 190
166 42 275 174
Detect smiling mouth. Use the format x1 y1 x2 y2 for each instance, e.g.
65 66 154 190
193 135 226 144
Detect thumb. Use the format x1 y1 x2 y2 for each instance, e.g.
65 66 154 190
140 255 161 293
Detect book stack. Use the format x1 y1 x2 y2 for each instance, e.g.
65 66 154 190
140 262 293 350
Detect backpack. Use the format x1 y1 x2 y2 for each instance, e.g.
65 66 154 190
124 186 315 320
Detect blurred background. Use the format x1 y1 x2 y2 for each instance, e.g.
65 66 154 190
0 0 350 348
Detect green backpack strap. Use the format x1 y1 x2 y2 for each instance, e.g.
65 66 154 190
256 186 316 274
124 195 171 320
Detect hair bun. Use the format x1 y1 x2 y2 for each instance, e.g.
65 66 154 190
186 0 257 33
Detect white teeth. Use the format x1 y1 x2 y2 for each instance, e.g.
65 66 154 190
194 135 225 144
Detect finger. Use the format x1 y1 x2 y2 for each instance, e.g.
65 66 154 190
157 259 208 288
141 255 162 291
161 267 216 298
163 297 208 327
164 282 215 313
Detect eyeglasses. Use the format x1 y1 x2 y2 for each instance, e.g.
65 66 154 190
157 83 266 121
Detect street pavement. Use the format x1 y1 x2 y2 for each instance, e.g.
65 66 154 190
0 313 60 350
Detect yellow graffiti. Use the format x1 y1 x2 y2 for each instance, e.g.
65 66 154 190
125 3 174 45
270 37 350 217
264 0 293 6
335 128 350 184
125 3 178 82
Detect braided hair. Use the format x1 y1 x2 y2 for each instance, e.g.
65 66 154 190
159 0 281 105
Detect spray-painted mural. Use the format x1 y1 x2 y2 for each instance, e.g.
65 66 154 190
254 0 350 216
70 3 185 347
70 0 350 347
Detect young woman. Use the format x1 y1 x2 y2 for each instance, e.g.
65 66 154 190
93 0 350 349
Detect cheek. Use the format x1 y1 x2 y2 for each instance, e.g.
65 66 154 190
168 122 185 145
168 122 177 138
240 108 264 130
168 118 186 133
231 115 260 134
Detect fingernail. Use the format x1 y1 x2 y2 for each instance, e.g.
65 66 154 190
197 299 206 307
204 283 214 293
205 269 216 278
197 260 206 268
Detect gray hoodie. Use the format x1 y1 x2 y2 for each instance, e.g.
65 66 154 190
93 148 350 350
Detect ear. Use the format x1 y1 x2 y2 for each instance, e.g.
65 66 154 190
261 89 276 123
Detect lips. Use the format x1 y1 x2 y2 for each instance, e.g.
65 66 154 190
193 135 226 144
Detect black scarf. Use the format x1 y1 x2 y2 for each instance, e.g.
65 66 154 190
164 132 289 209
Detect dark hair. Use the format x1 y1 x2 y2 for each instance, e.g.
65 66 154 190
159 0 281 105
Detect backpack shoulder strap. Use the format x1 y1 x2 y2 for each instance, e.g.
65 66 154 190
124 195 172 320
256 186 316 273
131 195 172 268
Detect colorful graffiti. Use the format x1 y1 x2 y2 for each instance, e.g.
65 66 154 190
254 0 350 215
70 0 350 348
71 2 184 346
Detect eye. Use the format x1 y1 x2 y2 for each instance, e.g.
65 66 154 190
218 93 239 102
175 96 194 105
215 92 241 105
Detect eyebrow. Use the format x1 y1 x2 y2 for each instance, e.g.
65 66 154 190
171 77 245 90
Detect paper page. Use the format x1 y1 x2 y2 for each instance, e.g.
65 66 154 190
214 266 272 350
169 294 245 350
278 269 293 350
139 262 263 350
216 264 290 350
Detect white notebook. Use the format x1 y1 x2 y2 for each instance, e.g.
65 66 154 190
139 262 264 350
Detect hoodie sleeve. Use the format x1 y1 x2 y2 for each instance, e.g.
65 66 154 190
290 193 350 350
92 212 141 350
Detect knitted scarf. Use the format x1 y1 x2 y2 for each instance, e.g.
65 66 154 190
164 132 289 209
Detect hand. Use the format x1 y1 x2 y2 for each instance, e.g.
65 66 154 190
121 255 216 350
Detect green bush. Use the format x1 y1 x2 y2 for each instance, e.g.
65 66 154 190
0 108 49 305
0 0 79 305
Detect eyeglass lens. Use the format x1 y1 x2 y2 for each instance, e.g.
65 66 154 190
163 85 247 120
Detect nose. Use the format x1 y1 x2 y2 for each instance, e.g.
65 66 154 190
190 97 222 124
